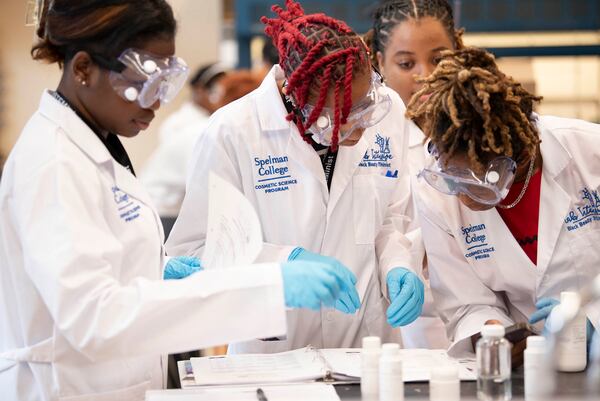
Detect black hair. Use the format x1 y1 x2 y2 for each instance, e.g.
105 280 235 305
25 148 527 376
32 0 176 67
366 0 463 65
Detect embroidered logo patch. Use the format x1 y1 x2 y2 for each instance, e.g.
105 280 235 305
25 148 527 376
564 187 600 232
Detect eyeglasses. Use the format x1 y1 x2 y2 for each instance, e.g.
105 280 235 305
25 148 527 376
300 71 392 146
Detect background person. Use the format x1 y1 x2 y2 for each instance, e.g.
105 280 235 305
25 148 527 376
365 0 465 349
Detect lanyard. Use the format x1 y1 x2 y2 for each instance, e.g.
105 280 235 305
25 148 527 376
50 91 136 176
320 148 338 190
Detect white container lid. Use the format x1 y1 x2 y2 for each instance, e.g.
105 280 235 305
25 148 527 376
481 324 505 338
526 335 547 350
381 343 400 356
362 336 381 349
431 365 459 382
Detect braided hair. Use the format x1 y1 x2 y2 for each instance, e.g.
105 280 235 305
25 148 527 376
366 0 463 66
406 47 542 173
261 0 370 150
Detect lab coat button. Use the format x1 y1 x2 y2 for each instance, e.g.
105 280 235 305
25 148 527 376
326 311 334 321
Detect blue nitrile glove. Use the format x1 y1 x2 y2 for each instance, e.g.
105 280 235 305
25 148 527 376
288 247 361 314
163 256 202 280
281 261 356 311
529 297 560 325
386 267 425 327
529 297 595 347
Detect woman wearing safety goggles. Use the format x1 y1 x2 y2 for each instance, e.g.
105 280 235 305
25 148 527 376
168 0 423 355
406 47 600 358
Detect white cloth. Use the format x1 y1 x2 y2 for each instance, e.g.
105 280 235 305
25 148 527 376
0 92 287 401
399 122 450 349
166 65 415 353
416 115 600 356
158 102 209 143
141 103 210 217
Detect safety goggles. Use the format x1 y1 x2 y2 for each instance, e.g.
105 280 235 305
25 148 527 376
418 144 517 205
301 71 392 146
107 49 189 109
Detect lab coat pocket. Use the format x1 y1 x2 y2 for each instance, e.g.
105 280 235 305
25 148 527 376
58 380 152 401
569 228 600 289
352 175 396 245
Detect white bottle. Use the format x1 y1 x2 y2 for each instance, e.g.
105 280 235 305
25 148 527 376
379 343 403 401
556 291 587 372
361 336 381 399
476 324 512 401
524 335 555 400
429 365 460 401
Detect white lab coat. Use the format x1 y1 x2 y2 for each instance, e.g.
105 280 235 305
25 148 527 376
167 65 415 353
141 103 211 217
416 115 600 356
157 101 209 143
0 92 287 401
399 122 450 349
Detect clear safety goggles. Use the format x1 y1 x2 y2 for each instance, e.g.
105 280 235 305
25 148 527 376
418 144 517 205
108 49 189 109
301 71 392 146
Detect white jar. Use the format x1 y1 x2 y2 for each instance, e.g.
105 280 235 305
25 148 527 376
524 336 555 400
556 291 587 372
430 365 460 401
379 343 403 401
361 336 381 399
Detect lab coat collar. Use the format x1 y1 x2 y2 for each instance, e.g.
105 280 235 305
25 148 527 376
38 91 113 166
536 117 573 273
408 120 426 148
538 117 571 180
38 91 156 211
255 65 293 132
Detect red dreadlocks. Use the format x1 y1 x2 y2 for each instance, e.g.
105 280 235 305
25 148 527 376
261 0 369 150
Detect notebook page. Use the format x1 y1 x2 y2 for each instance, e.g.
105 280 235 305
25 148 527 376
190 348 326 386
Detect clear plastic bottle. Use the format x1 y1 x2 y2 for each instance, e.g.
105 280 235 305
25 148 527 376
476 325 512 401
556 291 587 372
379 343 403 401
360 336 381 399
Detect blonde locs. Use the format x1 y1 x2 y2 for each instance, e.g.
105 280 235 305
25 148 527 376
406 47 542 173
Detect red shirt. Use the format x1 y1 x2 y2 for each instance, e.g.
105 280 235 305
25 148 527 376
496 170 543 265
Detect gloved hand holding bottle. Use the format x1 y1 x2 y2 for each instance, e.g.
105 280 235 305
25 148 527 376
288 247 361 313
163 256 202 280
529 297 595 346
386 267 425 327
281 260 357 310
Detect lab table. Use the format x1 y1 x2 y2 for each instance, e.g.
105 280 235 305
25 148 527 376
335 368 597 400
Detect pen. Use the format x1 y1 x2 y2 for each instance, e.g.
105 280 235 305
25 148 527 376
256 387 268 401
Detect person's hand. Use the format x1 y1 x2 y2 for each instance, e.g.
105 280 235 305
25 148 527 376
280 261 356 311
530 297 595 348
529 297 560 325
163 256 202 280
386 267 424 327
288 248 361 313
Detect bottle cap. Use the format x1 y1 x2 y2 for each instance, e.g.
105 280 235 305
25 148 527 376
362 336 381 349
381 343 400 356
481 324 505 338
526 335 547 350
430 365 459 382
